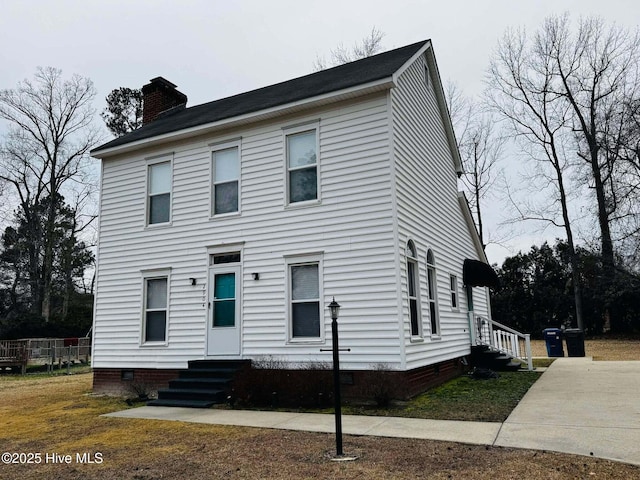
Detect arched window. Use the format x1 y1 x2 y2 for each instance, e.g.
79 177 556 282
426 249 440 336
406 241 421 337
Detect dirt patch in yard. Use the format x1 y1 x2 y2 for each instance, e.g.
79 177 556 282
0 373 639 479
530 337 640 360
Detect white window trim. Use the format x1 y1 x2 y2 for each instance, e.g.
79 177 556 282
406 240 423 341
209 139 242 218
285 252 324 344
140 267 171 346
426 250 441 338
450 274 459 311
145 153 173 228
283 122 321 208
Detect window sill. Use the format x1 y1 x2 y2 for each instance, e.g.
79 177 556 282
430 335 442 341
145 221 172 230
410 336 425 343
287 338 324 345
209 212 241 221
285 199 321 210
139 341 168 347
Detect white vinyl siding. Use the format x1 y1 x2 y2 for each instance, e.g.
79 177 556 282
93 48 491 373
391 50 491 369
93 93 400 370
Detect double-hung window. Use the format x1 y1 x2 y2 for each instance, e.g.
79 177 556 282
212 143 240 215
287 255 322 340
142 270 170 344
286 126 318 204
147 159 172 225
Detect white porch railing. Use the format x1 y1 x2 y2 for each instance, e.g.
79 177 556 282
470 313 533 371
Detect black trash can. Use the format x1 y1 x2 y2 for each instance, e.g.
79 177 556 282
542 328 564 357
564 328 585 357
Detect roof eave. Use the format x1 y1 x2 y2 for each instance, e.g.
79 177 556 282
92 77 396 159
458 192 488 263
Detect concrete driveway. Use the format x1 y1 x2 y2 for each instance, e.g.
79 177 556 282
495 357 640 465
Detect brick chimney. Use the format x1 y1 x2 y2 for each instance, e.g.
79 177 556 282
141 77 188 125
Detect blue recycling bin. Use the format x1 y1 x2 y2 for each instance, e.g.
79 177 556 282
542 328 564 357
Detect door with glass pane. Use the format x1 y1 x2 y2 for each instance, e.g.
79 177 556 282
207 265 241 356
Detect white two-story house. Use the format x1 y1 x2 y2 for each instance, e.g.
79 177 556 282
90 40 498 401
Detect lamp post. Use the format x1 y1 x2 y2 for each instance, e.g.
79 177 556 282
328 297 343 456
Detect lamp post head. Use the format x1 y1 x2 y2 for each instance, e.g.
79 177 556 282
328 297 341 321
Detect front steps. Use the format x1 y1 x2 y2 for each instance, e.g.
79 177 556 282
147 359 249 408
470 345 524 372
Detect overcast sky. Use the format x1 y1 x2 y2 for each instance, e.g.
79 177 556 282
1 0 639 263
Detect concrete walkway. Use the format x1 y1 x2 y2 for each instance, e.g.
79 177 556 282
104 357 640 466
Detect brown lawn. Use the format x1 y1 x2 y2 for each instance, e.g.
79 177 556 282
0 338 638 479
530 336 640 360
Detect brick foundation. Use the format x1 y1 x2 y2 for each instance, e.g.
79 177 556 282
93 368 179 396
93 357 468 402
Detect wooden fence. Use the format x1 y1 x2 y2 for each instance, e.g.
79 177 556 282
0 338 91 374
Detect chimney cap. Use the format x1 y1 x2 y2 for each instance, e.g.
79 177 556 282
143 76 179 92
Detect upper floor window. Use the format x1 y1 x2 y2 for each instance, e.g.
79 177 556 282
212 145 240 215
286 127 318 204
406 240 422 337
147 160 171 225
427 249 440 336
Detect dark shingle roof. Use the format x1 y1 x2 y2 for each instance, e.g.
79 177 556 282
93 40 428 154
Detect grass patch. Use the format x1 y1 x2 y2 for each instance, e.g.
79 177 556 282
342 371 541 422
0 363 91 381
532 357 556 368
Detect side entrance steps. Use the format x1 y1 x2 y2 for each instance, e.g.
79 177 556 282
470 345 523 372
147 359 250 408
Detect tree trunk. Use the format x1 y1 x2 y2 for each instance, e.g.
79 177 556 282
589 147 617 330
553 149 585 331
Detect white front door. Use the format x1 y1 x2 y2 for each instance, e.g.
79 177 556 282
207 264 241 356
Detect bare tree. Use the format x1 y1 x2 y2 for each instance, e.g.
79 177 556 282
542 15 640 291
487 26 585 330
446 83 505 247
314 27 385 71
0 67 100 320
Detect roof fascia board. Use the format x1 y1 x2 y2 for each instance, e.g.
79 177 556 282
92 77 395 159
457 192 488 263
424 46 464 176
391 39 432 84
